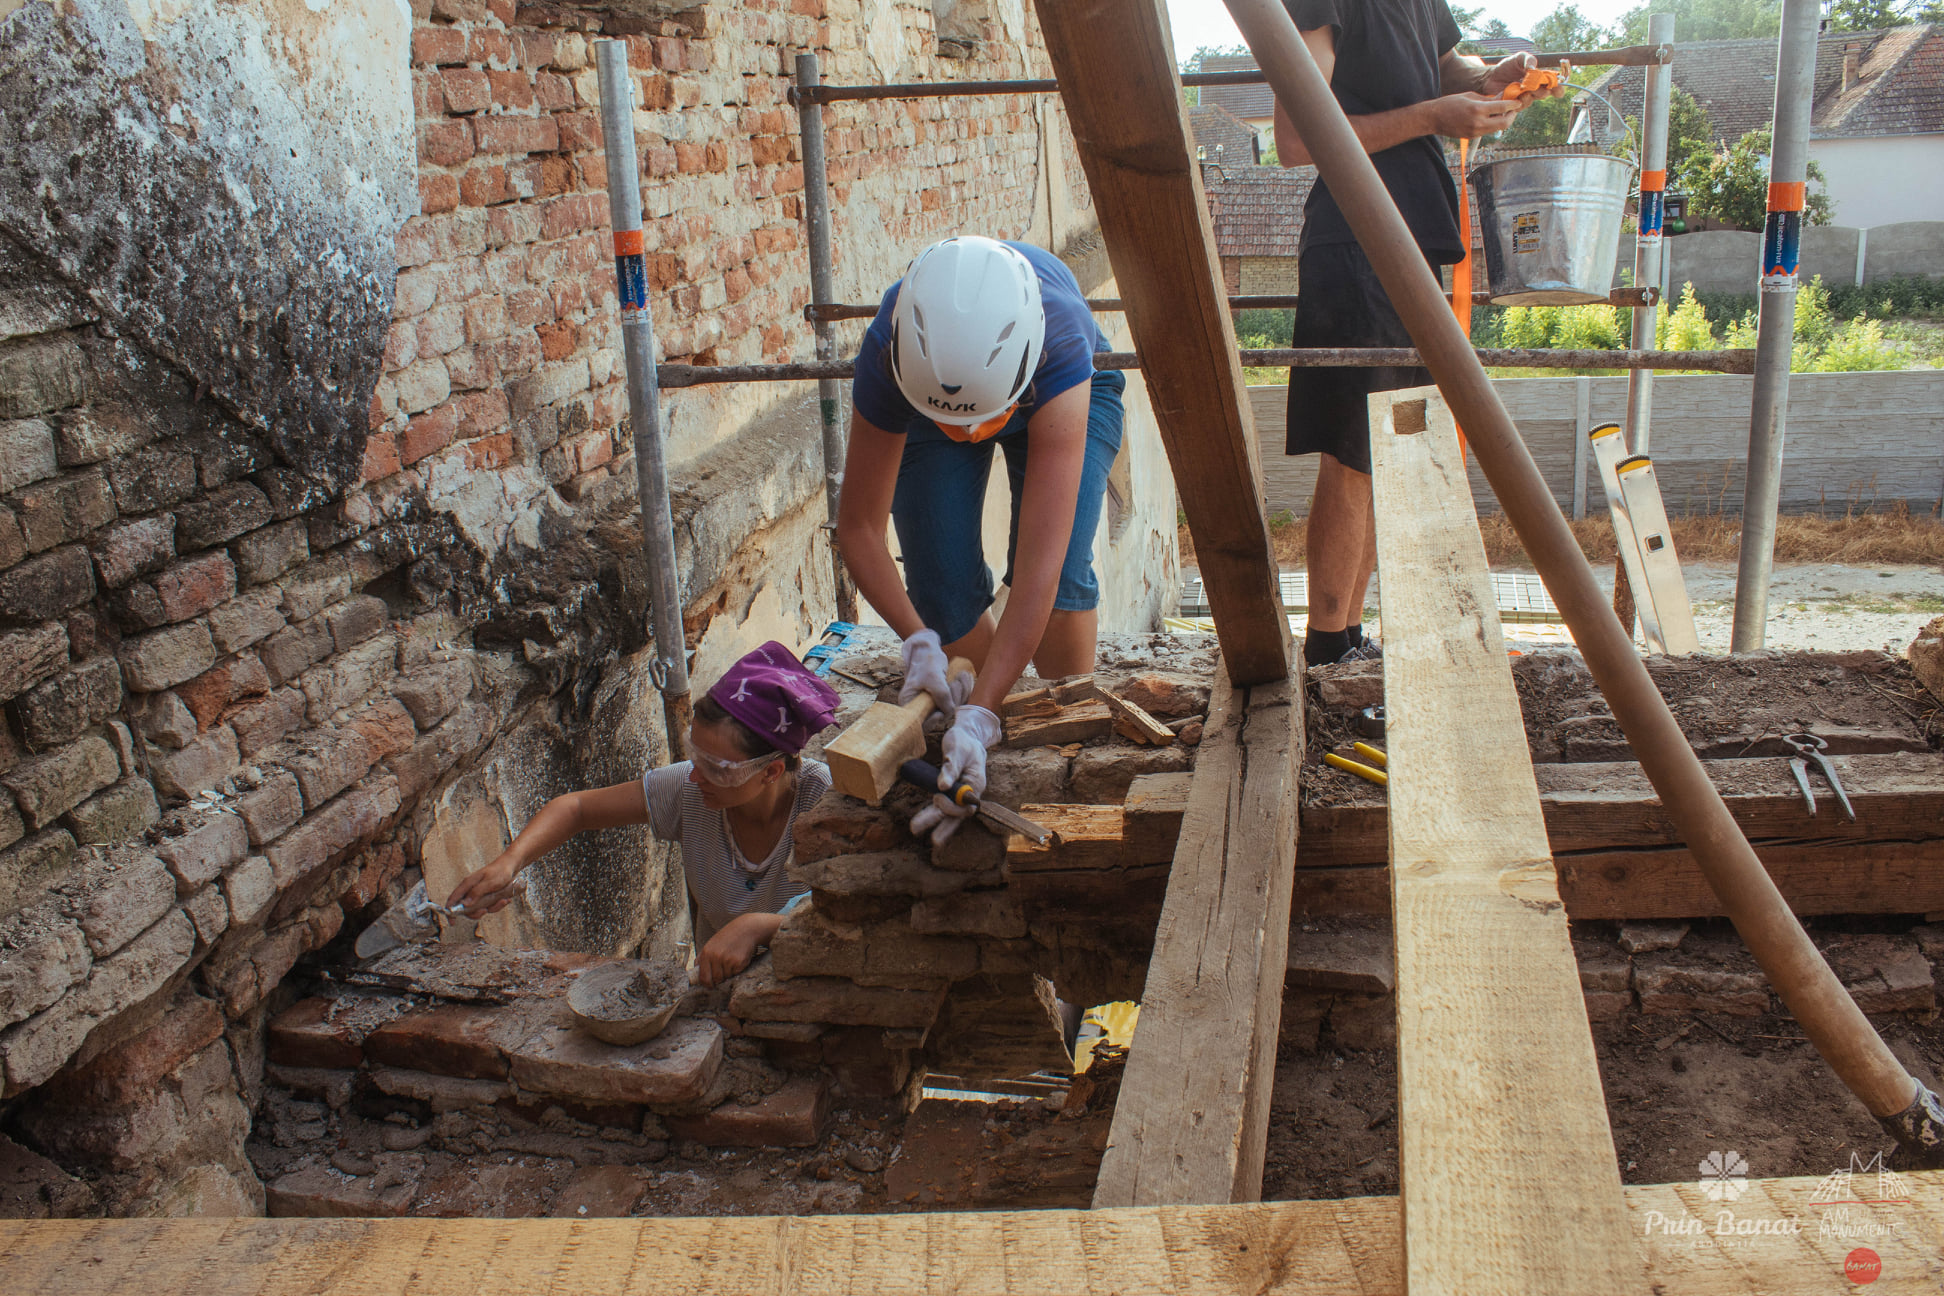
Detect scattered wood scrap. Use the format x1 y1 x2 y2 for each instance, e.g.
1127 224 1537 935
1097 686 1175 746
1002 698 1111 749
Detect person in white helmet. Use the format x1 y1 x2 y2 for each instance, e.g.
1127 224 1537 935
835 236 1124 845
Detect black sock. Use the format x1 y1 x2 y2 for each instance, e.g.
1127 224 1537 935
1304 627 1351 668
1346 623 1364 650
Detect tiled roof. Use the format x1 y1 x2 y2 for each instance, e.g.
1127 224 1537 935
1198 53 1275 121
1203 164 1313 257
1471 36 1538 56
1583 25 1944 146
1188 104 1263 165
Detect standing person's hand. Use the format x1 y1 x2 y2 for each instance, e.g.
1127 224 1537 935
911 704 1001 846
1430 92 1525 139
1480 51 1574 104
898 628 959 718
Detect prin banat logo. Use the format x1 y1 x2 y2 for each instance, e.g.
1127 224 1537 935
1639 1149 1911 1269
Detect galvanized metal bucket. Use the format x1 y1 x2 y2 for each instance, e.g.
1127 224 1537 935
1470 153 1634 306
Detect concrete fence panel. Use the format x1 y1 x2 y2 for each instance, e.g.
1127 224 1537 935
1619 222 1944 296
1253 369 1944 520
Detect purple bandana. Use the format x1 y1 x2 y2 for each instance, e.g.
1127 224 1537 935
706 641 840 755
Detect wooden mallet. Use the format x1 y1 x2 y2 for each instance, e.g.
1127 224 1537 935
824 657 973 803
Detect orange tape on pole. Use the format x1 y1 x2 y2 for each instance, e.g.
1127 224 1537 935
1639 169 1667 192
1767 181 1806 212
613 229 646 256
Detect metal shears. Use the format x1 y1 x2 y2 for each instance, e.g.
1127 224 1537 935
1783 733 1855 822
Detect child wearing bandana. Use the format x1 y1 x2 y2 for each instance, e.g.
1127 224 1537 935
447 642 840 988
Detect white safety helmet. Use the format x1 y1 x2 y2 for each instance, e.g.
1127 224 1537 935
888 236 1045 428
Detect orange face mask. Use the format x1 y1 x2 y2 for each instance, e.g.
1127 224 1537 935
935 405 1017 444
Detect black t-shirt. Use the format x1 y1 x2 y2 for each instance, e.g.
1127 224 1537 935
1285 0 1465 263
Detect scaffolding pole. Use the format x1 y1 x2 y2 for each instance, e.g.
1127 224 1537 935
793 51 857 622
596 40 691 757
1731 0 1820 652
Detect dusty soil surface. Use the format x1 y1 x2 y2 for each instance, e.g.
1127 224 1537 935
1261 918 1944 1203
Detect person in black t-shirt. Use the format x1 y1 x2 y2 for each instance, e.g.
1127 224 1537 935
1273 0 1566 668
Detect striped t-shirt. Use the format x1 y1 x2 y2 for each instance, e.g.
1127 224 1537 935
643 759 829 944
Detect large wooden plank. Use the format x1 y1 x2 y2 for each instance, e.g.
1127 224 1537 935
1094 657 1304 1206
1299 752 1944 868
2 1173 1941 1294
1035 0 1290 685
1370 388 1643 1295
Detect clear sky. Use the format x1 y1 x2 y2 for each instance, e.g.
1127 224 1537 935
1165 0 1646 59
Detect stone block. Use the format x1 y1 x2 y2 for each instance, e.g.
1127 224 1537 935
368 1065 511 1113
3 734 120 828
728 957 947 1029
1634 951 1770 1017
664 1075 828 1148
176 653 270 727
414 1159 560 1218
505 1016 723 1108
283 726 378 809
229 687 307 756
299 634 399 722
1069 743 1194 803
263 775 401 891
280 562 352 623
66 778 160 846
138 551 237 625
0 545 95 621
148 725 239 799
183 883 228 944
1909 616 1944 701
0 908 196 1094
392 658 473 729
0 1131 98 1219
364 1004 510 1079
1584 990 1633 1021
1821 933 1935 1014
67 848 177 958
0 418 58 493
1574 934 1633 994
909 889 1028 940
267 997 366 1069
791 790 912 865
106 447 196 515
129 691 196 750
222 856 277 927
62 993 224 1107
53 404 152 467
983 744 1072 809
1310 659 1384 710
0 829 77 918
930 819 1006 873
232 520 308 586
0 797 21 853
326 595 388 653
258 615 332 689
0 622 69 704
120 621 217 692
0 337 86 420
155 812 249 892
174 482 272 551
236 771 303 846
0 900 90 1028
13 470 114 555
266 1163 415 1218
772 907 977 987
791 850 992 900
1110 670 1210 719
16 656 123 749
547 1164 648 1218
208 586 285 654
1618 920 1689 954
91 514 176 588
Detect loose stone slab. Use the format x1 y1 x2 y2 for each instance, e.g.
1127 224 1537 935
506 1014 723 1108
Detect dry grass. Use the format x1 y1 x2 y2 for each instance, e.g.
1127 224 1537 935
1179 501 1944 571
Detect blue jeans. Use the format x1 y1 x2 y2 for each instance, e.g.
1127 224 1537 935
891 369 1126 644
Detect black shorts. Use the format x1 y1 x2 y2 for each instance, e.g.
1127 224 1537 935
1284 242 1436 476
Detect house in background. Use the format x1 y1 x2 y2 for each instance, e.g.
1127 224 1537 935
1583 25 1944 228
1201 164 1313 295
1188 103 1262 166
1197 52 1277 151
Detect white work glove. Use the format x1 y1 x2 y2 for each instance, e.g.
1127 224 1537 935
898 628 959 719
910 704 1001 846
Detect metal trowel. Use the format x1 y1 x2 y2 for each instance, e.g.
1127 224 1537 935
353 876 524 959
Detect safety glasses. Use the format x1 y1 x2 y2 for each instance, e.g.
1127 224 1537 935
935 404 1018 444
688 733 776 787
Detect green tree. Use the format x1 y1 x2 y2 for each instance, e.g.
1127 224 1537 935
1617 0 1779 43
1680 128 1835 230
1179 44 1249 107
1827 0 1920 29
1530 3 1613 53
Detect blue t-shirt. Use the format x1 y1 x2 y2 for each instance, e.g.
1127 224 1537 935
851 241 1108 435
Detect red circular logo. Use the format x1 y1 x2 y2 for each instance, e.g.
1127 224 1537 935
1844 1248 1882 1284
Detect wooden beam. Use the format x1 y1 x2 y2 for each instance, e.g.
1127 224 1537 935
1034 0 1290 685
1370 389 1644 1294
3 1173 1940 1294
1096 685 1176 746
1123 770 1192 859
1094 658 1304 1206
1299 752 1944 868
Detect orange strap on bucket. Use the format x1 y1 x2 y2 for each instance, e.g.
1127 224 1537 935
1450 138 1471 459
